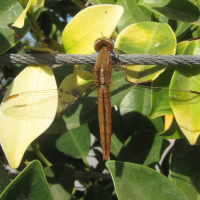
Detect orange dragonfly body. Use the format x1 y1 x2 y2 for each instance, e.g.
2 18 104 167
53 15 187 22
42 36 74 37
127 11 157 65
93 37 114 160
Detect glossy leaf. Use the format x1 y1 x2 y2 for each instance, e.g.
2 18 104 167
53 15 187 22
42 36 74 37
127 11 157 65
55 124 91 158
115 22 176 83
106 161 187 200
62 5 124 54
0 0 44 53
0 65 57 168
118 80 164 137
139 0 200 26
150 66 175 118
116 0 152 32
170 40 200 144
0 160 54 200
159 117 185 139
44 164 74 200
12 0 38 28
117 130 169 166
170 139 200 199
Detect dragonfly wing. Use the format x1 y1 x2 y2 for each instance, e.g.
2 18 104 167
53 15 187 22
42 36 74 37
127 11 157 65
110 80 200 114
58 85 98 117
1 90 58 119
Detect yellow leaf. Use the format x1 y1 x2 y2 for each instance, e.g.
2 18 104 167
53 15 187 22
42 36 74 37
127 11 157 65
12 0 38 28
170 40 200 145
164 115 173 130
115 22 176 83
62 4 124 54
0 65 58 168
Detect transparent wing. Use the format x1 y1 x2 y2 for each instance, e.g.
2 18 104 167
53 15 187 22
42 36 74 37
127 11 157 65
2 82 200 119
1 90 58 119
110 81 200 109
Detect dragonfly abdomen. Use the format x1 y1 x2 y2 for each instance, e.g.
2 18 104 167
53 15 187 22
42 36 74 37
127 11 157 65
98 85 112 160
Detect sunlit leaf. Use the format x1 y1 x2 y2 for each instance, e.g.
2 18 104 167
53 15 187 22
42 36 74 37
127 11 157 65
170 40 200 144
0 65 57 168
12 0 38 28
115 22 176 83
62 4 124 54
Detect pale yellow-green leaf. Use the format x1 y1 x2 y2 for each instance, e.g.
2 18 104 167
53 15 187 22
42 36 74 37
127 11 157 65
0 65 58 169
170 40 200 144
62 4 124 54
12 0 38 28
115 22 176 83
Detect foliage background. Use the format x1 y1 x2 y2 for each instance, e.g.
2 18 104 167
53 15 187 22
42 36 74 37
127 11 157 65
0 0 200 199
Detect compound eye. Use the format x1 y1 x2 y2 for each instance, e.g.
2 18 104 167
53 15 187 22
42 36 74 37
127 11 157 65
94 37 114 52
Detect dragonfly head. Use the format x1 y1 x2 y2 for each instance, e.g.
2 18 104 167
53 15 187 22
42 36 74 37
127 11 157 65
94 37 114 53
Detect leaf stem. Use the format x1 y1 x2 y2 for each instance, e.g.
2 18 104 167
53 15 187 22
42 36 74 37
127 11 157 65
104 182 113 190
82 157 92 171
32 144 52 167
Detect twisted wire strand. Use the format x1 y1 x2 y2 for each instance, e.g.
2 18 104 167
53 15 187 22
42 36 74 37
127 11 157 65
1 54 200 65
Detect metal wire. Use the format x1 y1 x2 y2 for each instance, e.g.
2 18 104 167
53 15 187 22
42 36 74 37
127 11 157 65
1 54 200 65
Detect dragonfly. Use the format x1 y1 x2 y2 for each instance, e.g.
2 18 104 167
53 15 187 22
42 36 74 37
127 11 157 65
2 35 200 160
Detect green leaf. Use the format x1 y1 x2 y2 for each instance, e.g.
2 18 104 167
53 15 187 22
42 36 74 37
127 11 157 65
0 0 44 53
106 161 187 200
83 184 112 200
116 0 152 32
174 22 192 41
0 160 54 200
115 22 176 83
170 139 200 199
55 124 91 158
139 0 200 26
159 117 185 139
117 130 169 166
149 66 175 118
62 5 124 54
118 81 164 137
44 164 74 200
29 134 87 171
170 40 200 144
